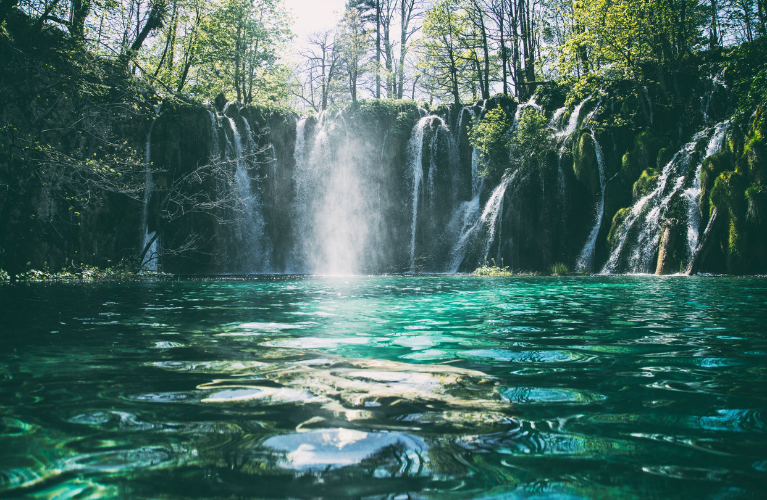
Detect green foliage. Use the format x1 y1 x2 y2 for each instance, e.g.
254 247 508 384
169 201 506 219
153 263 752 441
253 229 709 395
607 207 632 249
512 108 554 170
725 38 767 114
473 265 512 276
469 107 512 177
13 262 171 282
0 269 9 283
190 0 293 104
633 169 659 199
710 170 748 270
550 262 569 276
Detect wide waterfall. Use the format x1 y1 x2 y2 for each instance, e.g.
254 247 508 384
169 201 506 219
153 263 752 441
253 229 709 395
132 92 745 276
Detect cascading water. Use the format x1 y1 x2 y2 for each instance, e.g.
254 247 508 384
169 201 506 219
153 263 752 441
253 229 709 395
447 107 483 272
575 99 607 272
702 69 727 124
448 170 520 271
514 96 542 126
223 108 271 273
291 113 376 274
684 121 730 259
552 100 587 203
407 116 430 269
140 104 161 271
601 121 730 274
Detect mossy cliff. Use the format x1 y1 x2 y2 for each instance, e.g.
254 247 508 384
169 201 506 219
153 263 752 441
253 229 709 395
1 12 764 275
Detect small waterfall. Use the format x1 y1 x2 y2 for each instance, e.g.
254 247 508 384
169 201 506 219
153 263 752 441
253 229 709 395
575 100 606 272
642 86 654 125
555 100 586 141
407 116 430 269
446 107 484 272
140 106 161 271
684 121 730 258
479 171 516 263
549 107 566 129
224 111 271 273
514 97 542 126
701 69 727 124
426 118 451 207
553 100 587 208
208 110 219 159
448 171 519 271
601 121 729 274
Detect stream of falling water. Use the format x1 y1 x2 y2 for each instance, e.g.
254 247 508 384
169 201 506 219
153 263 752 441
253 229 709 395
224 109 271 273
601 121 730 274
575 99 606 272
407 117 430 270
140 109 160 271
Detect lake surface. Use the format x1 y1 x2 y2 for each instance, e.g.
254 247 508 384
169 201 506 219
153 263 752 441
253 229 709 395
1 276 766 499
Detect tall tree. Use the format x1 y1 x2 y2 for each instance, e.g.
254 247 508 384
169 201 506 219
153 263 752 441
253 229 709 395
422 0 467 107
338 7 369 102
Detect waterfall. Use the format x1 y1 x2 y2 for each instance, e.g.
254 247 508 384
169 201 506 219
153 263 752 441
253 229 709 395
208 110 219 159
514 97 542 126
291 115 373 274
224 110 271 273
575 100 607 272
555 100 586 141
684 121 730 259
140 106 161 272
407 116 430 269
702 69 727 124
448 171 519 271
446 107 484 272
642 86 654 125
601 121 730 274
553 100 587 212
549 107 566 129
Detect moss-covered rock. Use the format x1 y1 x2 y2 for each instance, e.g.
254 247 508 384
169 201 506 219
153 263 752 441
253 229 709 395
607 207 632 250
573 131 600 199
633 169 659 200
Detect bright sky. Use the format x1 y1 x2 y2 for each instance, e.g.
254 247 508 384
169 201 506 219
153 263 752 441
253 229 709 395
283 0 348 41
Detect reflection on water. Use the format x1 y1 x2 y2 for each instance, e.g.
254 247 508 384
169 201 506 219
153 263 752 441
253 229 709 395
1 276 766 499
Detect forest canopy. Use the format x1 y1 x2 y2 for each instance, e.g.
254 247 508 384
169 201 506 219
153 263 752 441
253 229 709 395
1 0 764 110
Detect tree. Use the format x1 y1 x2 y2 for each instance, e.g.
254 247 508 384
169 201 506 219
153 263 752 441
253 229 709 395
299 29 342 111
422 0 468 107
338 7 369 102
397 0 423 99
195 0 292 104
469 107 512 176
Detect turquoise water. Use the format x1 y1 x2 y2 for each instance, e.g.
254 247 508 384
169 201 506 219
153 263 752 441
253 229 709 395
0 276 766 499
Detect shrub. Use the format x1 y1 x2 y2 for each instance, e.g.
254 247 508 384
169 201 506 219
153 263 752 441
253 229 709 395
550 262 569 275
469 107 513 177
474 265 512 276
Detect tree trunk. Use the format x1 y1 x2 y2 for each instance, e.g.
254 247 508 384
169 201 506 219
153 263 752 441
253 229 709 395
397 0 407 100
499 12 507 95
376 0 381 99
384 24 393 98
126 1 167 60
234 23 242 102
70 0 91 41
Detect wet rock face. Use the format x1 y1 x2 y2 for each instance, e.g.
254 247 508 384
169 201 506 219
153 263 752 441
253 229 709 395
3 68 764 275
574 131 601 200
